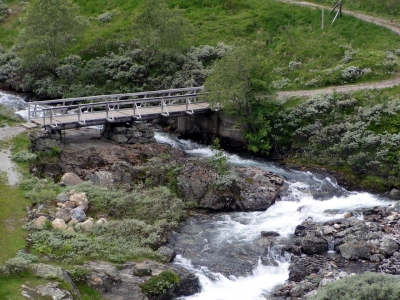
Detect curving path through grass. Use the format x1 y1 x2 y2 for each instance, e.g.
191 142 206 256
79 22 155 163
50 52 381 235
275 0 400 98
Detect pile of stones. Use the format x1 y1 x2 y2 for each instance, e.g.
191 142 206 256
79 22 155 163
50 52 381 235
33 189 107 232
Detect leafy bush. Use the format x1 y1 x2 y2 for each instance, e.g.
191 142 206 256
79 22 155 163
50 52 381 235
67 267 91 282
140 270 180 296
0 0 8 22
11 150 37 163
341 66 371 81
20 176 59 203
0 104 22 122
271 92 400 186
2 251 38 274
312 272 400 300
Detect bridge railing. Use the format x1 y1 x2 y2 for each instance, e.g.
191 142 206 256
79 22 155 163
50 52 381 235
27 86 208 127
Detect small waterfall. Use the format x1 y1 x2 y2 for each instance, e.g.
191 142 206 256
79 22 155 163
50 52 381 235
155 132 394 299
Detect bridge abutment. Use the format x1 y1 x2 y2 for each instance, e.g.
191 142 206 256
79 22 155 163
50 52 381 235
177 112 246 149
101 122 156 144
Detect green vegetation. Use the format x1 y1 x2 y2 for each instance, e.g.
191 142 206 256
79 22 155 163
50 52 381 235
0 176 31 264
1 0 400 96
268 90 400 190
0 271 48 300
312 272 400 300
140 270 180 296
17 0 88 67
0 104 22 125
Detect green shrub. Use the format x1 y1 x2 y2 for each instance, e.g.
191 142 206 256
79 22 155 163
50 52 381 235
0 104 21 122
140 270 180 296
67 267 91 282
11 150 37 163
21 176 59 203
3 251 38 275
312 272 400 300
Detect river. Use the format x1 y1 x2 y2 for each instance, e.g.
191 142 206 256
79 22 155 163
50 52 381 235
1 90 394 299
155 132 393 300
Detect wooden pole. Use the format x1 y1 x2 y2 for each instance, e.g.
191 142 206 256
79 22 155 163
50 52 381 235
284 26 294 46
322 8 324 30
331 10 340 25
339 1 342 18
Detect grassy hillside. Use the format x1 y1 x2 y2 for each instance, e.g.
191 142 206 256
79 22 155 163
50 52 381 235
1 0 400 92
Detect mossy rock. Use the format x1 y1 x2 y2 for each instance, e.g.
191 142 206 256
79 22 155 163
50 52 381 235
139 270 180 296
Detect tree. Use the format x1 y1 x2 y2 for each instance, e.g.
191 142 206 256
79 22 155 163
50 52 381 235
135 0 191 53
204 43 274 154
17 0 88 68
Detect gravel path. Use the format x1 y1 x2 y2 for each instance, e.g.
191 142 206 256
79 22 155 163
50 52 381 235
275 0 400 98
0 126 26 185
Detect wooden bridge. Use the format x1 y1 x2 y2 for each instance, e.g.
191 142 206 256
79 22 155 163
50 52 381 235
28 87 210 130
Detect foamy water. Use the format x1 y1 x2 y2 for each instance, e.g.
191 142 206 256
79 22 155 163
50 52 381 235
155 132 393 300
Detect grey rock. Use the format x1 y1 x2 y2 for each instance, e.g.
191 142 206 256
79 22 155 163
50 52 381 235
389 189 400 199
290 281 315 298
56 193 69 203
132 265 152 277
370 254 385 262
339 242 371 260
86 171 115 186
55 208 71 223
71 207 86 222
36 282 73 300
178 163 286 212
112 134 128 143
59 173 84 186
31 263 80 298
381 238 399 256
301 235 328 255
157 246 176 262
261 231 280 237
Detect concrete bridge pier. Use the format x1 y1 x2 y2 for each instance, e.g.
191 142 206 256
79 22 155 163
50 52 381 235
177 111 246 149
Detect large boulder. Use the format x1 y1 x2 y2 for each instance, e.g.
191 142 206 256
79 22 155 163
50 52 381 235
86 171 114 186
55 208 71 223
31 263 80 298
52 218 67 230
301 235 328 255
339 242 371 260
82 260 200 300
177 162 287 212
60 173 84 186
71 207 86 222
381 238 399 256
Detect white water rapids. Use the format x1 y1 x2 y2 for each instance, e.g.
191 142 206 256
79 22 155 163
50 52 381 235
0 91 394 299
155 132 393 300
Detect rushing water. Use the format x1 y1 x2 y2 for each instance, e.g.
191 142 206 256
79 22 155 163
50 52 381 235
155 132 393 300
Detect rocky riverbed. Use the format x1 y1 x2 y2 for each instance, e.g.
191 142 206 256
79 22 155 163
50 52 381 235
12 128 400 299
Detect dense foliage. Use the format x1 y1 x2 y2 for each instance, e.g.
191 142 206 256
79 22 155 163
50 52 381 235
269 90 400 190
312 272 400 300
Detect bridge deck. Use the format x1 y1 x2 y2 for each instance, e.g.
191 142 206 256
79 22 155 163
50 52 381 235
32 103 210 130
28 87 211 130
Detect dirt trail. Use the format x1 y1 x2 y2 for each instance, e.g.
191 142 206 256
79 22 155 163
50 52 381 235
275 0 400 98
0 126 26 185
